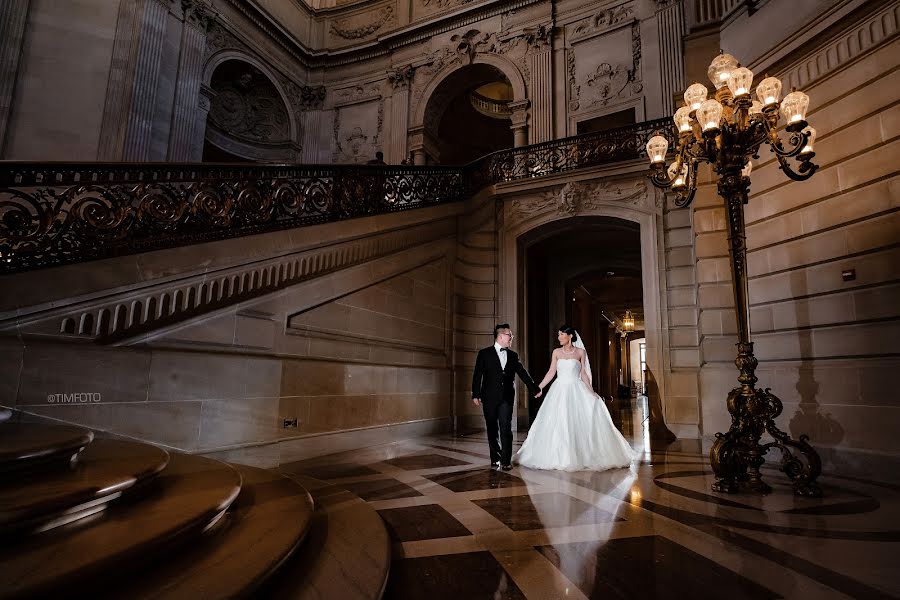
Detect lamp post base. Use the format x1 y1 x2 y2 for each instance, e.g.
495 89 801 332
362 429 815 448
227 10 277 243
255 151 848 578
710 343 824 498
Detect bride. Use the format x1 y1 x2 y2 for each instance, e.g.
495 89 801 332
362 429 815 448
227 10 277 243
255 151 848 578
514 325 637 471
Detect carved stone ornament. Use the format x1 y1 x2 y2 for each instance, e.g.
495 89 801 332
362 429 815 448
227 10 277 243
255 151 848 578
182 0 213 31
568 24 642 112
334 83 382 105
507 179 651 227
422 0 477 8
570 3 635 43
283 81 326 114
330 6 394 40
387 65 416 89
209 63 290 143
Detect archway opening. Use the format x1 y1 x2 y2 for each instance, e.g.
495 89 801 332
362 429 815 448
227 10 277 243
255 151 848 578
203 59 292 162
520 216 644 428
422 64 515 164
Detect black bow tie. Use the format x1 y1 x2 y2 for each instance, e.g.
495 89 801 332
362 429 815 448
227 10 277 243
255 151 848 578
499 348 507 352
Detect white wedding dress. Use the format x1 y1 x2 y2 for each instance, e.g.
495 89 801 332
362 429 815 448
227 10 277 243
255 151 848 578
514 358 637 471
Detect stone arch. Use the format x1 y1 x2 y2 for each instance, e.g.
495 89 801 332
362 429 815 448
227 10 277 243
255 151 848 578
495 176 673 432
201 51 299 161
411 53 527 131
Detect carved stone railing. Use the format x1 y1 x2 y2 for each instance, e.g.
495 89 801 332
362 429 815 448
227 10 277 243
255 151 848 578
0 119 676 274
469 92 513 119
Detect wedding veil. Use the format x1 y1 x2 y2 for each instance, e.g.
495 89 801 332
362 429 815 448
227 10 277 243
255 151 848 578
571 330 593 387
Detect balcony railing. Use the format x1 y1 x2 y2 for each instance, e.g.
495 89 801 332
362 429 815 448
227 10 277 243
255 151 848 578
0 118 675 273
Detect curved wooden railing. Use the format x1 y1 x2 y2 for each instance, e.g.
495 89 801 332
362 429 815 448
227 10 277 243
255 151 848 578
0 118 674 273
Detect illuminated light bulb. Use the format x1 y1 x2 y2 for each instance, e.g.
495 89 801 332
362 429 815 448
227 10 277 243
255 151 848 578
645 135 669 164
696 99 723 131
708 52 739 89
756 76 782 106
673 106 693 133
727 66 754 97
668 162 688 189
781 90 810 124
800 126 817 154
684 83 708 111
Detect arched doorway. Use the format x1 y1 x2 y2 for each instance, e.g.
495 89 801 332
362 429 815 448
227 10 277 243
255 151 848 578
417 63 519 164
203 59 297 162
520 217 643 425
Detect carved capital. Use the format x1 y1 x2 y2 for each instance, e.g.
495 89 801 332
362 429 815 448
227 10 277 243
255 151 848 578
182 0 213 31
509 99 530 127
387 65 415 90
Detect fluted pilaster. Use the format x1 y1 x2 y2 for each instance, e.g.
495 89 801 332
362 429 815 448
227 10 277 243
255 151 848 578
0 0 30 154
657 1 686 115
168 0 211 161
527 50 553 143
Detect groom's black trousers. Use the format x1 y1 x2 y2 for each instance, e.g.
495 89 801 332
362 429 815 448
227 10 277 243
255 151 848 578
482 401 514 465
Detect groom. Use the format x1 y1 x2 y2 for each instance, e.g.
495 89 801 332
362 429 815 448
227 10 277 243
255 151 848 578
472 324 541 470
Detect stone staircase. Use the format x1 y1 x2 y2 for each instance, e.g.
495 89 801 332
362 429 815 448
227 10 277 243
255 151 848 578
0 420 390 599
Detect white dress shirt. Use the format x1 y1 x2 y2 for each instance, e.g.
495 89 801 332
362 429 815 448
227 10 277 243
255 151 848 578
494 342 507 370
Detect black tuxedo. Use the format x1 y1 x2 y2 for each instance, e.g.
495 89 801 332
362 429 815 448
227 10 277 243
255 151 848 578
472 345 540 465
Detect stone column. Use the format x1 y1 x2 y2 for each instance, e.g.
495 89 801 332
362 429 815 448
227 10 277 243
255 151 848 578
0 0 30 155
509 100 530 147
408 126 425 165
168 0 211 161
386 65 414 163
190 83 214 160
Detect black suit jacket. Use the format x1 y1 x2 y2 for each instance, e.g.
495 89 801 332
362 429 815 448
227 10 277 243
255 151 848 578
472 346 540 405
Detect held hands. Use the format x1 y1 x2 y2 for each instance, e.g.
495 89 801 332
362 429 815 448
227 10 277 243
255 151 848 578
534 388 543 398
472 397 482 406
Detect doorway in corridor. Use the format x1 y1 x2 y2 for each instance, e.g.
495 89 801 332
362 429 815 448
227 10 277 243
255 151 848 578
520 216 645 426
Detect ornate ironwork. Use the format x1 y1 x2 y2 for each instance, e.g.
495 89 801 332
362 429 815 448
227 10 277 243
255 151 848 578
0 163 465 273
475 117 675 185
0 119 669 273
647 78 823 497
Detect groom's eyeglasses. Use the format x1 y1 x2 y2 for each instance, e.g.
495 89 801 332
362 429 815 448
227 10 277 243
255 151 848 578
499 332 515 339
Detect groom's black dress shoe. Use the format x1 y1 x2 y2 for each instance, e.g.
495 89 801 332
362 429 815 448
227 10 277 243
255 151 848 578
490 461 501 470
500 464 513 471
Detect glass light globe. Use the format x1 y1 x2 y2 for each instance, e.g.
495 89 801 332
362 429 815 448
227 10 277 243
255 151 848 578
781 90 810 124
756 76 782 106
696 99 724 131
668 162 688 189
646 135 669 164
727 66 754 97
684 83 708 111
800 126 817 154
708 53 739 89
673 106 693 133
749 100 763 115
741 161 753 177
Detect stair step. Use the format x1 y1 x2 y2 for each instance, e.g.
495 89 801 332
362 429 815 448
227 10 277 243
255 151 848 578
0 452 242 599
0 422 94 473
0 438 169 535
121 464 315 599
260 473 391 600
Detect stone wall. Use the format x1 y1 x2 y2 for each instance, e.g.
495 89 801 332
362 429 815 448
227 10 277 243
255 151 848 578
694 1 900 454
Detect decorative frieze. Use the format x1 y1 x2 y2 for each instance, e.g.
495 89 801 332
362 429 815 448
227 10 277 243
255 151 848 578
330 5 395 41
570 2 635 44
507 178 652 228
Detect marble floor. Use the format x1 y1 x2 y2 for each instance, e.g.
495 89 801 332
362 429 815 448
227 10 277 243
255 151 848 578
281 407 900 600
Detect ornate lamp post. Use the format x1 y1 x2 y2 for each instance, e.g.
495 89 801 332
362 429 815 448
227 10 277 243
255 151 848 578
646 52 823 497
622 310 635 332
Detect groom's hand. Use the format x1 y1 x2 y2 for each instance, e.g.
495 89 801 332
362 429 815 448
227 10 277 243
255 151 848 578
534 389 542 398
472 397 482 406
